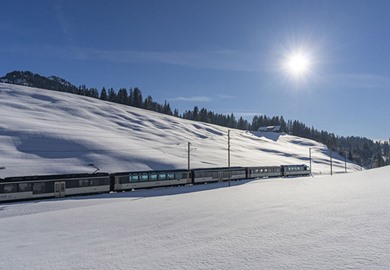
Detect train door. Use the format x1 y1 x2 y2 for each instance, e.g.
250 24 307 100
54 181 66 198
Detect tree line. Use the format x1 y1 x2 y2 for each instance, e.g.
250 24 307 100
2 71 389 168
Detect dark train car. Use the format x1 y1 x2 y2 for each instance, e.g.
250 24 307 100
192 167 246 184
281 164 311 177
0 173 110 202
1 163 312 203
247 166 282 179
110 169 191 191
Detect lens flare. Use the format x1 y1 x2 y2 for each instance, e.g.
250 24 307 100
284 52 311 78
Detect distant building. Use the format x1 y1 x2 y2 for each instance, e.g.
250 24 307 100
257 125 281 132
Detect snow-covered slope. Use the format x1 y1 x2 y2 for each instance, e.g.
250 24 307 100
0 83 360 178
1 165 389 269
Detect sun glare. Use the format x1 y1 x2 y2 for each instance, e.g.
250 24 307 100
282 50 312 80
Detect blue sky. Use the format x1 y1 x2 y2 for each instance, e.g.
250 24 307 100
1 0 389 140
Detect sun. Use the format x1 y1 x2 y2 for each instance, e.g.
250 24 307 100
282 50 312 79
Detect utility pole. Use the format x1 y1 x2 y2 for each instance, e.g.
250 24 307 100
330 146 333 176
327 140 333 175
345 151 347 173
228 130 231 187
309 148 312 176
188 142 191 182
331 149 333 175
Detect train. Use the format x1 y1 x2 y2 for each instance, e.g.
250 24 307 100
0 164 310 202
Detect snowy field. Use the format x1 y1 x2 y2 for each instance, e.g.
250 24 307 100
1 166 389 269
0 82 360 178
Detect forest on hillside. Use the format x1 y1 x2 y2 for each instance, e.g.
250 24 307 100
1 71 389 169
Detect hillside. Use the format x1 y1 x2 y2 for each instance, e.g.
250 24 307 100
2 71 388 169
0 83 360 178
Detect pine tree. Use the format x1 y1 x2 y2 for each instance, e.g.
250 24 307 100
163 100 172 115
117 88 128 104
237 117 248 130
100 87 108 100
372 152 385 168
107 88 116 102
133 87 143 107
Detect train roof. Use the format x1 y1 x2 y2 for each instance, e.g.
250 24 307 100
246 165 281 168
1 172 109 183
191 166 245 171
110 168 190 176
281 164 308 167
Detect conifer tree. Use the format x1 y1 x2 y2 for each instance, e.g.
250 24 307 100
107 88 116 102
100 87 108 100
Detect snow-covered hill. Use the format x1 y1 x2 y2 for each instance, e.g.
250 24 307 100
0 83 360 178
1 164 389 269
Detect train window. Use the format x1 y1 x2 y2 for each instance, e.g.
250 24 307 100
159 173 167 180
130 175 139 182
4 184 17 193
89 179 100 186
79 179 90 187
33 182 46 194
150 173 157 181
181 172 188 179
140 174 148 182
66 180 77 188
167 173 175 180
18 183 32 192
234 171 243 176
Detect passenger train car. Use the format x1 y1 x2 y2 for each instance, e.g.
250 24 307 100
0 164 310 203
281 164 311 177
247 166 282 178
192 167 246 184
0 173 110 202
111 169 191 191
